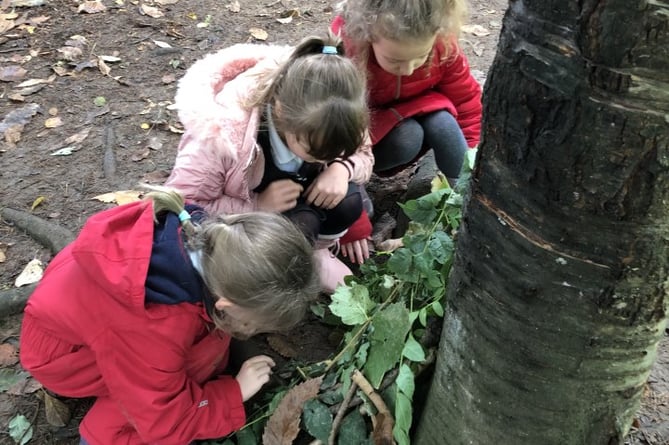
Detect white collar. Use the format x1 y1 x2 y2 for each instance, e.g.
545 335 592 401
267 104 303 172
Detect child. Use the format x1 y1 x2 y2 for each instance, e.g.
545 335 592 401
164 32 375 287
332 0 482 185
19 189 319 445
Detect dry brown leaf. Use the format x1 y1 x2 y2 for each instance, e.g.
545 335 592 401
63 127 90 145
140 4 164 18
57 46 83 61
31 195 45 210
8 93 25 102
266 334 299 358
44 392 71 427
44 116 63 128
155 0 179 4
16 75 54 88
77 0 107 14
98 58 111 76
0 65 27 82
4 124 23 145
0 249 6 263
375 237 403 252
142 170 170 183
131 149 150 162
249 27 268 41
262 376 324 445
0 344 18 366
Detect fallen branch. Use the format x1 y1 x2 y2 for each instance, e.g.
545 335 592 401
1 207 74 254
328 380 358 445
351 369 395 445
0 284 36 317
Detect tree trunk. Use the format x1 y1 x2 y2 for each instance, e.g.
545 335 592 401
415 1 669 444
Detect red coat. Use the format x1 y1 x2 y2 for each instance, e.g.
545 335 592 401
19 201 245 444
332 16 482 147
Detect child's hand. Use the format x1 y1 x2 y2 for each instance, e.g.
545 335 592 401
341 238 370 264
257 179 303 212
305 163 349 209
235 355 276 401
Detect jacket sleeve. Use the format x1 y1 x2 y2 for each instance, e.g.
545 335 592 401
165 132 256 215
337 131 374 184
434 47 482 147
91 327 245 445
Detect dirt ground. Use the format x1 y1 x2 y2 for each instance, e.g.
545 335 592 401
0 0 666 444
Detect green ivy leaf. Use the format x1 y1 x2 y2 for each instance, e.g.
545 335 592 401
329 283 375 326
338 410 369 445
396 364 415 399
429 231 454 264
364 303 410 388
402 334 425 362
8 414 32 445
393 392 413 445
303 399 332 443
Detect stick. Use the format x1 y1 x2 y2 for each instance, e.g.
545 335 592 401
328 381 358 445
351 370 391 416
0 284 36 317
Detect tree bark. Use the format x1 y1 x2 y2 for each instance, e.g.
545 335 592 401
415 1 669 444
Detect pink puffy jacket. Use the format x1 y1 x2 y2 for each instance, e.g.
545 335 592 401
165 43 374 216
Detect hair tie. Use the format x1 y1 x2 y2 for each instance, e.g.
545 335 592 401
178 210 191 223
322 45 338 55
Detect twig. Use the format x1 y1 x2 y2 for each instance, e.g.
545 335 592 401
328 381 358 445
351 370 391 416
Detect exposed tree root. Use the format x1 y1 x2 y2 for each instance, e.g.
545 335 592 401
1 207 74 254
1 207 74 317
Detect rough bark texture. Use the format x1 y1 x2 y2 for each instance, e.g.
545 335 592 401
415 1 669 444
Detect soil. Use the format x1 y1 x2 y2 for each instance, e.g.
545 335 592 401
0 0 666 444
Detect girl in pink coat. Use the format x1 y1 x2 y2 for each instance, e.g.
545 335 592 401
332 0 482 184
20 189 319 444
165 32 374 290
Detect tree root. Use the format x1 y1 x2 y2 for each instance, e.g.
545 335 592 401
1 207 74 254
1 207 74 317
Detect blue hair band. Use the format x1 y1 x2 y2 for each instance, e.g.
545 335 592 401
178 210 191 223
322 45 338 55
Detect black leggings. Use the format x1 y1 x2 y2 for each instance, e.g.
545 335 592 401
284 182 363 243
373 110 468 178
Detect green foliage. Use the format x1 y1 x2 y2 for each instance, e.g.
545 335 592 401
215 153 474 444
8 414 32 445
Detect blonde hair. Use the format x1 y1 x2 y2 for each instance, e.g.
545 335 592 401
340 0 467 62
248 31 368 161
145 188 319 332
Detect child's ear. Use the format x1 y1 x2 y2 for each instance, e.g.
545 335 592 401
214 297 234 311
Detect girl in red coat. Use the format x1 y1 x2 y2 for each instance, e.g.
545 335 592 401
19 189 319 445
332 0 482 185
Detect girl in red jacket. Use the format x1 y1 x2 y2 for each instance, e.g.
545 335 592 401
332 0 482 185
20 189 319 445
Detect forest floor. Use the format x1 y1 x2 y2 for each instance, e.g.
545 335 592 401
0 0 667 444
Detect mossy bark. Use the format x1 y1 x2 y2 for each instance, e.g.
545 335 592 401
415 1 669 444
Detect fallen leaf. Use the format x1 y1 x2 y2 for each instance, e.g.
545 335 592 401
263 376 324 445
0 344 18 366
0 65 27 82
77 0 107 13
153 40 172 48
16 75 55 88
57 46 83 61
131 149 150 161
161 73 175 84
14 258 43 287
142 170 170 183
147 136 163 150
65 35 88 48
98 58 111 76
31 195 45 210
50 146 76 156
44 392 71 427
48 107 58 116
276 16 293 24
44 116 63 128
461 24 491 36
0 249 5 263
92 190 142 205
267 334 300 358
155 0 179 4
249 27 268 41
63 127 90 145
4 125 23 145
8 93 25 102
98 55 122 62
140 4 164 18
